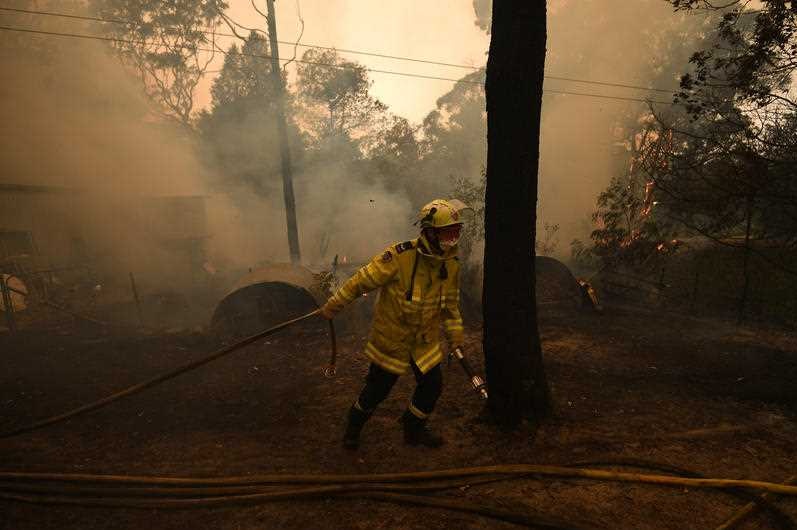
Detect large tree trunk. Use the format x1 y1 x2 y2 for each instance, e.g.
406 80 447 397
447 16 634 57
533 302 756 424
483 0 551 427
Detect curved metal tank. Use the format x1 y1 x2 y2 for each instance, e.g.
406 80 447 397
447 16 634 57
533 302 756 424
210 263 331 339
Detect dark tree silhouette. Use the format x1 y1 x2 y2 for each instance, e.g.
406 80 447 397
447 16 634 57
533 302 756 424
94 0 228 129
483 0 551 427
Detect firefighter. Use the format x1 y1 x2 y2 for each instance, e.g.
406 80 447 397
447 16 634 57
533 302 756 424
320 199 466 450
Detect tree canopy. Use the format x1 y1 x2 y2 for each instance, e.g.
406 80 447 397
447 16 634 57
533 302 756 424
92 0 228 128
198 31 301 196
296 48 387 145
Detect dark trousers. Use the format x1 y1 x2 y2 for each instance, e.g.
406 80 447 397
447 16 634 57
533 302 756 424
355 361 442 417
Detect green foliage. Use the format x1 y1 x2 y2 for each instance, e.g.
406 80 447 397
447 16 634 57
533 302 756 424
92 0 228 127
648 107 797 257
577 173 669 267
292 49 427 207
363 116 422 195
670 0 797 117
296 48 387 143
209 33 275 108
568 3 736 272
572 114 683 271
197 32 301 196
644 1 797 274
419 70 487 202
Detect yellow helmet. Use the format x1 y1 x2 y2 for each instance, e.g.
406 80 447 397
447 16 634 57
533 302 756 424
416 199 470 229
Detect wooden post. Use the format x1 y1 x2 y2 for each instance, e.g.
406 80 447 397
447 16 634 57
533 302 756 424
0 275 17 333
266 0 301 264
129 272 144 327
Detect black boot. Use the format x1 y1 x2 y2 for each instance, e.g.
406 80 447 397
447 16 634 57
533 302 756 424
342 406 370 450
401 410 444 448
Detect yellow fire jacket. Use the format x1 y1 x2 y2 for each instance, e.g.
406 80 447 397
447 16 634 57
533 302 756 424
327 237 464 375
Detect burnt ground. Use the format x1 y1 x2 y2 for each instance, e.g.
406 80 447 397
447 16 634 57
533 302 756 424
1 305 796 530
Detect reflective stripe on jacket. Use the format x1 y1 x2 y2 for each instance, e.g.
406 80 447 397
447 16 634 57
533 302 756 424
328 237 464 375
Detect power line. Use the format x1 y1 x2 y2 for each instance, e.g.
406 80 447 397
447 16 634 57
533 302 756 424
0 24 675 106
0 6 487 69
0 5 679 96
545 75 675 94
542 88 672 104
0 24 481 82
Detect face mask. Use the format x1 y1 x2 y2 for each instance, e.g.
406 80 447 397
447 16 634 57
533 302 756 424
438 236 458 250
436 225 462 249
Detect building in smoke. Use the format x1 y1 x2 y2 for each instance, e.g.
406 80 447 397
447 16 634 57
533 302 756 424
0 182 212 291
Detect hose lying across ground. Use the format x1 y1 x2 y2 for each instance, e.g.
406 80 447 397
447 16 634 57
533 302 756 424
0 475 582 530
2 462 797 529
0 309 331 439
3 466 797 495
715 475 797 530
2 312 794 528
569 460 796 530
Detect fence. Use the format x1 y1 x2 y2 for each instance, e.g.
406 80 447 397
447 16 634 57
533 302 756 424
595 247 797 327
0 265 101 333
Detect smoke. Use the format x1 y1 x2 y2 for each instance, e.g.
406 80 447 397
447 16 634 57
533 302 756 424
197 50 415 268
0 0 712 300
0 1 239 292
0 2 420 309
203 172 412 270
293 160 414 265
464 0 709 258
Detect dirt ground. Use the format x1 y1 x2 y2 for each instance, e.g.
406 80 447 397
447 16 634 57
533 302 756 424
1 304 796 529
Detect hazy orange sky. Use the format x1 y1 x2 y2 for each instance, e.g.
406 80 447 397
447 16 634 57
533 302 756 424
196 0 491 123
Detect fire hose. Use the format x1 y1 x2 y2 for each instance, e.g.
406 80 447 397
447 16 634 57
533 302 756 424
2 331 794 530
0 303 494 439
4 314 791 528
3 465 797 495
1 462 796 530
0 309 335 439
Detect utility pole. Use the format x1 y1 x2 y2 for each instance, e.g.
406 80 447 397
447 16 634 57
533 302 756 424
266 0 301 263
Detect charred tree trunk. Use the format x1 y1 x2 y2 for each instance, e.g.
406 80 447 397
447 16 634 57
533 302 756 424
483 0 551 427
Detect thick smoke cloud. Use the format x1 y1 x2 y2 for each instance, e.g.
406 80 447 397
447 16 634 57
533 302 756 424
0 2 247 291
0 0 710 295
467 0 706 256
0 3 415 289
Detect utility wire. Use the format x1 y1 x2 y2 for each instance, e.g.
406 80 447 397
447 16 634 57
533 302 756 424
0 5 679 96
0 6 480 69
0 24 675 105
0 23 477 83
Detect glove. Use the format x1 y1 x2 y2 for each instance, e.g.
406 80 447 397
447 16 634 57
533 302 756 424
447 345 463 366
319 299 342 320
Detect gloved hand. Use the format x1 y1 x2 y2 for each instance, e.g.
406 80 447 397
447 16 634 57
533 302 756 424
447 345 463 365
319 299 342 320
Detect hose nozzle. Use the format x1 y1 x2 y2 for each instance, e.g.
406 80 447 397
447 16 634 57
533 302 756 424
453 347 488 400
